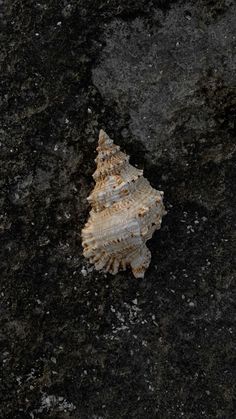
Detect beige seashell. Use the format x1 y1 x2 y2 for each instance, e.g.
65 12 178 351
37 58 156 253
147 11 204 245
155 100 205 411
81 130 166 278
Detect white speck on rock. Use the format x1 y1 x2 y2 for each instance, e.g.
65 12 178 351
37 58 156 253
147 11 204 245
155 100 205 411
33 393 76 414
81 267 88 277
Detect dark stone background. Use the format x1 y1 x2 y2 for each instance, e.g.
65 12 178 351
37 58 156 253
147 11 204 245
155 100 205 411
0 1 235 418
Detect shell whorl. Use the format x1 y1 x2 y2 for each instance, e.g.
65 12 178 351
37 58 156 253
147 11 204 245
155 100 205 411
82 130 166 278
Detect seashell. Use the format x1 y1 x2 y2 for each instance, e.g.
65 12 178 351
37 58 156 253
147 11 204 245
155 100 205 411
81 130 166 278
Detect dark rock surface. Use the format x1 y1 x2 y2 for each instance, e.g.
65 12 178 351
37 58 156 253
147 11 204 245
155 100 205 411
0 1 235 418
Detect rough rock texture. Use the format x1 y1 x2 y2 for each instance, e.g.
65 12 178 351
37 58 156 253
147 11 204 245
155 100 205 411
0 1 235 418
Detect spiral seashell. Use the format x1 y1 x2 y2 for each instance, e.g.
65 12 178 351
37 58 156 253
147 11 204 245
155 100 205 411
81 130 166 278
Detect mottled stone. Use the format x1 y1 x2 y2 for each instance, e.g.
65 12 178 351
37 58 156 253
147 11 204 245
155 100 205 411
93 3 236 209
0 1 235 418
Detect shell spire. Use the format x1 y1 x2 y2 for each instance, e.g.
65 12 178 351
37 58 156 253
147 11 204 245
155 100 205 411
98 129 113 147
82 130 166 278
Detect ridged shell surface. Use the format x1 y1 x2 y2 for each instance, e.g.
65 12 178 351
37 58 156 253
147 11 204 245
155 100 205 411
81 130 166 278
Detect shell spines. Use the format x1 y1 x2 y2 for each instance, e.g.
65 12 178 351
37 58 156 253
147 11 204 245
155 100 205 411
81 130 166 278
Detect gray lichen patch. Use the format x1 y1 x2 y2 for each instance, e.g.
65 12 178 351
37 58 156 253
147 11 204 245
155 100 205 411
92 4 235 209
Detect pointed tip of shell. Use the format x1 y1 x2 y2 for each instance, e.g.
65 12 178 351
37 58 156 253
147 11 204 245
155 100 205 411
98 129 113 147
